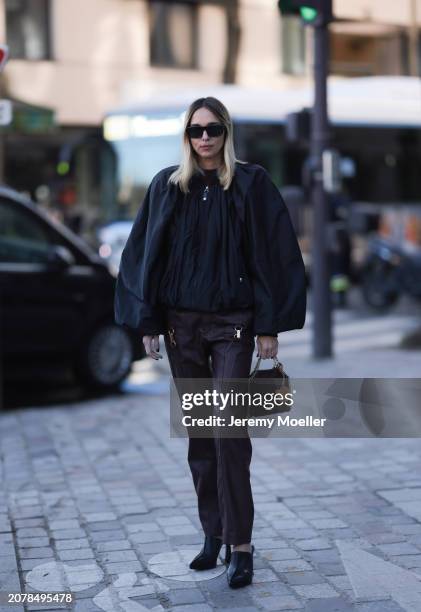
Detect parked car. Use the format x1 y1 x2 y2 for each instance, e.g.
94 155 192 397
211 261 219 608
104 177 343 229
0 187 144 390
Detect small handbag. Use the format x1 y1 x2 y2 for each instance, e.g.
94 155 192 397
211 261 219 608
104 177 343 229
247 356 293 417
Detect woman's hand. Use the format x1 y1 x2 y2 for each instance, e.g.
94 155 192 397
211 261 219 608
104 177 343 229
256 335 278 359
143 335 163 360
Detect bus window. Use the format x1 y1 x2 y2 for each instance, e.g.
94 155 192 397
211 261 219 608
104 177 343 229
234 123 285 186
105 112 184 218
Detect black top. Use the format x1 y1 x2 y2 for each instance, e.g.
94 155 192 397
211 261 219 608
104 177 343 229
114 162 307 338
157 168 255 314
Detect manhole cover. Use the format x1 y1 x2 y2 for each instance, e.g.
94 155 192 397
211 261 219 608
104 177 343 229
148 549 226 582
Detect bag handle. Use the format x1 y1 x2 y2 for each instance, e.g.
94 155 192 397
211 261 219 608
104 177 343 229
224 325 287 381
249 355 286 380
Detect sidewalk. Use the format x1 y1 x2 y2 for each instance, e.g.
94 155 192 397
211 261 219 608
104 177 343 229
1 296 421 612
1 365 421 611
278 288 421 377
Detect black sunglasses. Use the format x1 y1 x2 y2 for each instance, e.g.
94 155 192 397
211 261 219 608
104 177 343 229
186 123 225 139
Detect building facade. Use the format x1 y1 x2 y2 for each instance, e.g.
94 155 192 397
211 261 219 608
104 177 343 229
1 0 420 125
0 0 420 236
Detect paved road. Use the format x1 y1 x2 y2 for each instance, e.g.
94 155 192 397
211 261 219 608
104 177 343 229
1 298 421 612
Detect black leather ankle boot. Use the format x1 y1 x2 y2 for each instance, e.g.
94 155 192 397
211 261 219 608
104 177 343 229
227 545 254 588
189 536 229 570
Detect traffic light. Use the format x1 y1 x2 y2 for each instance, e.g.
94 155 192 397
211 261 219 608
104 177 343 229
278 0 332 26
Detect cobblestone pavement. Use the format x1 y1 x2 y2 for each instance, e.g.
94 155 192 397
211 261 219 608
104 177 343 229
2 368 421 612
1 298 421 612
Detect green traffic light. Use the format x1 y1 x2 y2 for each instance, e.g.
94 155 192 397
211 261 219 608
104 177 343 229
300 6 318 21
57 161 70 176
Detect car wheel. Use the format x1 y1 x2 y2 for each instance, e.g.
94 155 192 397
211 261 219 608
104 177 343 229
75 322 133 390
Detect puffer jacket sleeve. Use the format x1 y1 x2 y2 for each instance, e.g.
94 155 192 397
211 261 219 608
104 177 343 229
244 166 307 336
114 175 166 337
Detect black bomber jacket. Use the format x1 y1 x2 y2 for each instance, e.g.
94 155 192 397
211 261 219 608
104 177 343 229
114 161 307 337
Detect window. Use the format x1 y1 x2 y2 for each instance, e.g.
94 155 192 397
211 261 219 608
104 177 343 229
6 0 51 60
149 1 198 69
282 15 306 75
330 22 411 77
0 199 52 263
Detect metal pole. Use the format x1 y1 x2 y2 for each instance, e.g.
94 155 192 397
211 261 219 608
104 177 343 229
311 19 332 358
409 0 419 77
0 72 6 183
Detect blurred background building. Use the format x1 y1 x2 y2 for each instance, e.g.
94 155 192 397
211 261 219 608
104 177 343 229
1 0 421 397
0 0 421 237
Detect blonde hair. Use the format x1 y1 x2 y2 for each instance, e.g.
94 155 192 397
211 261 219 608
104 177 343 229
168 96 241 193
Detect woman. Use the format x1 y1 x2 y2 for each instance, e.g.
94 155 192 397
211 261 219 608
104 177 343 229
115 97 307 588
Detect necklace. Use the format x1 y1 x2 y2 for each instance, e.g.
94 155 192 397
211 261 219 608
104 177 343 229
202 185 209 202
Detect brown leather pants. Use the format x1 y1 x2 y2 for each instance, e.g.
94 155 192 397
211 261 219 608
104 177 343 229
164 307 255 545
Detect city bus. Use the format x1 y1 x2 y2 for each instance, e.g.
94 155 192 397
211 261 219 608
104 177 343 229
103 76 421 220
101 77 421 281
